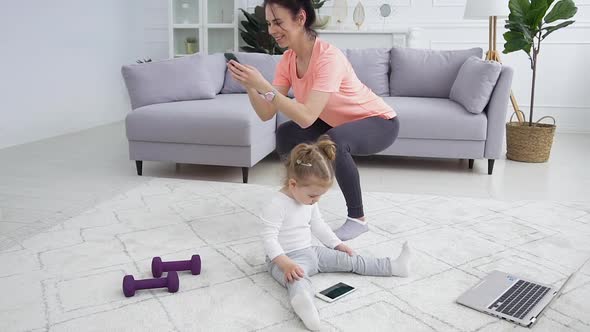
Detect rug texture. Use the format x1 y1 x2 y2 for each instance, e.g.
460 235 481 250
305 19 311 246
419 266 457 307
1 178 589 331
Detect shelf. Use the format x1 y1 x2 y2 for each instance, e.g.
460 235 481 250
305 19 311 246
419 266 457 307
169 0 238 56
319 29 410 34
208 29 235 54
174 53 201 57
207 23 234 29
207 0 234 25
173 29 200 55
173 0 200 25
173 24 201 29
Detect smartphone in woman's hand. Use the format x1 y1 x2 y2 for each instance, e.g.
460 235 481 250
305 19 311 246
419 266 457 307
224 53 240 63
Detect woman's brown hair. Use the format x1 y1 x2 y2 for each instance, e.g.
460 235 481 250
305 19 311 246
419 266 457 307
263 0 318 38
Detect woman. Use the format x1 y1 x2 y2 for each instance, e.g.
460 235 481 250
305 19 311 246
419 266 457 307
227 0 399 241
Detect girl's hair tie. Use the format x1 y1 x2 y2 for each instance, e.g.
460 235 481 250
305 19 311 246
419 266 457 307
296 159 312 167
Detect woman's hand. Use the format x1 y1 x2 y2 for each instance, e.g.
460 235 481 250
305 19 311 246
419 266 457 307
335 243 354 256
274 255 305 283
227 60 270 92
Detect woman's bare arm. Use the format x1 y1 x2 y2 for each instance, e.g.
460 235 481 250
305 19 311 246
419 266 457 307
246 85 289 122
258 81 330 128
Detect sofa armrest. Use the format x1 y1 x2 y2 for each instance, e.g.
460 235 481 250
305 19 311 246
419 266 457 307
484 66 514 159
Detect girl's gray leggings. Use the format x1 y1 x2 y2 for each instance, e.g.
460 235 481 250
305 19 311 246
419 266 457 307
267 246 393 302
276 116 400 218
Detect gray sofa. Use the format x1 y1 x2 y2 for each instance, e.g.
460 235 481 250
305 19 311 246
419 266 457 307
122 47 513 182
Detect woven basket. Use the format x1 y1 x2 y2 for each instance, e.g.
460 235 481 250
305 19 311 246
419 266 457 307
506 113 556 163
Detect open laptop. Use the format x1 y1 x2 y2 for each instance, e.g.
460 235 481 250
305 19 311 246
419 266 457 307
457 270 574 327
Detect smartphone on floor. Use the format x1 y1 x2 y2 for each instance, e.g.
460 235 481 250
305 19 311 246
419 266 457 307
315 282 356 303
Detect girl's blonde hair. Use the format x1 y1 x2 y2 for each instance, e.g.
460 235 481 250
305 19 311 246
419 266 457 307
285 135 337 186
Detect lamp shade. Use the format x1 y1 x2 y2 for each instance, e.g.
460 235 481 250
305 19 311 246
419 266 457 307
464 0 509 19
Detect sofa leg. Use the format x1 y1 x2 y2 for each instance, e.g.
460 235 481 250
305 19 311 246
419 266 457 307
468 159 474 169
135 160 143 176
242 167 249 184
488 159 495 175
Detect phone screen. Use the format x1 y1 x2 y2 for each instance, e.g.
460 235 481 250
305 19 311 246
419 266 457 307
320 282 354 299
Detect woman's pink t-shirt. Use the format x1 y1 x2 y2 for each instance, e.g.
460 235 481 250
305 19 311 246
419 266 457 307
272 38 396 127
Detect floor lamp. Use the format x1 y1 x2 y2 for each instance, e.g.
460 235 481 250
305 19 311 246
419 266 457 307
464 0 524 123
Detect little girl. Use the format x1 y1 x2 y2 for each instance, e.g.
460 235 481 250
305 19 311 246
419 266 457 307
259 135 410 331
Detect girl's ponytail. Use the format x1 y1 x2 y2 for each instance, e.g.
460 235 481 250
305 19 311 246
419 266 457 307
316 135 337 161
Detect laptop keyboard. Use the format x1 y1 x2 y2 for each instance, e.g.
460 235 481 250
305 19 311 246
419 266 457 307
487 280 551 320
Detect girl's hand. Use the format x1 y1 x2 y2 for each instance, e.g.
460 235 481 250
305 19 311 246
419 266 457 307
274 256 305 283
335 243 354 256
227 60 269 92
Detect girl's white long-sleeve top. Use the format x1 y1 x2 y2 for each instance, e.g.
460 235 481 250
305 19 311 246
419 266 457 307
259 191 342 261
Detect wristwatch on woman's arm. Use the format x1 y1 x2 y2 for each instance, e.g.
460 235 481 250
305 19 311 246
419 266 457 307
260 88 278 102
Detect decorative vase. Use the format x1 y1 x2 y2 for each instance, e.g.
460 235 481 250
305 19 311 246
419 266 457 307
353 1 365 30
332 0 348 28
313 10 331 29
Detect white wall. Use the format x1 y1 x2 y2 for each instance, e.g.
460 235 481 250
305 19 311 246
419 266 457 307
147 0 590 133
0 1 146 149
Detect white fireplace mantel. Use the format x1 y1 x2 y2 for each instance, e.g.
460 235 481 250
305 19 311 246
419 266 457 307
317 27 424 49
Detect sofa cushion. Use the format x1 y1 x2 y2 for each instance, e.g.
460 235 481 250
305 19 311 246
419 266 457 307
345 48 390 96
206 53 229 94
125 94 276 147
450 56 502 114
222 53 280 94
389 47 483 98
121 54 216 109
383 97 487 140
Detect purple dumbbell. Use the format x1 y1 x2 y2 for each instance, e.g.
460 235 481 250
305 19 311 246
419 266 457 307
122 271 179 297
152 254 201 278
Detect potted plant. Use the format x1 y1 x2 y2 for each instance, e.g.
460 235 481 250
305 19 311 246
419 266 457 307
503 0 577 162
239 6 286 54
312 0 330 29
185 37 197 54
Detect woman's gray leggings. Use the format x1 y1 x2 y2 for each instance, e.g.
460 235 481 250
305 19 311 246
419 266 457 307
267 246 393 302
276 116 400 218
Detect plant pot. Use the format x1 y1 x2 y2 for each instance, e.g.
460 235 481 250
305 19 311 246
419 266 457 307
506 115 556 163
185 42 197 54
313 15 330 29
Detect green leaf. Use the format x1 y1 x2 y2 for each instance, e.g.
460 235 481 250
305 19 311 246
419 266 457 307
238 6 282 54
503 37 532 55
313 0 327 9
240 30 258 48
505 20 534 41
241 46 268 53
509 0 531 19
544 0 577 23
525 0 549 29
241 10 261 30
240 20 258 33
504 31 533 45
508 12 525 26
541 20 575 39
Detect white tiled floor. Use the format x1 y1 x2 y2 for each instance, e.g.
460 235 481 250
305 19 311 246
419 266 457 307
0 122 589 331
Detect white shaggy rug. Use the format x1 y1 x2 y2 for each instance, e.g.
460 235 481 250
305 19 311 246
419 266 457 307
1 178 589 332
